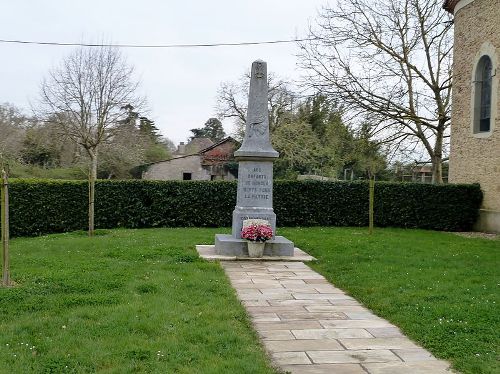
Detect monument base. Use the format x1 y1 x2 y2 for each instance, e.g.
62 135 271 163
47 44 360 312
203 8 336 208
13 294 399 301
215 234 294 257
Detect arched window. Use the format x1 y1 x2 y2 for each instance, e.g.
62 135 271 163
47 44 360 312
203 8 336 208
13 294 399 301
474 56 493 133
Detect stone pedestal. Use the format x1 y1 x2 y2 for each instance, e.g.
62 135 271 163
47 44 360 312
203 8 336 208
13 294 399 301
215 234 294 256
214 59 294 257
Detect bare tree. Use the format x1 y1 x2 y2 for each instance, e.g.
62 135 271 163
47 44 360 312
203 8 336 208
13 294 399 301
216 72 297 139
39 46 143 235
299 0 453 183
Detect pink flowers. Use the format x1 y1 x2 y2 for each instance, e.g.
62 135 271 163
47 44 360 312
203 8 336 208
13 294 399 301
241 223 273 242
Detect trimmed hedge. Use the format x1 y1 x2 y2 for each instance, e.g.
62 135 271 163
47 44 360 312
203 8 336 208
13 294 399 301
3 179 482 237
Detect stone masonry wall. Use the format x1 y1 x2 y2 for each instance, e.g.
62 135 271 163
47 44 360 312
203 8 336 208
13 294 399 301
142 155 210 181
449 0 500 218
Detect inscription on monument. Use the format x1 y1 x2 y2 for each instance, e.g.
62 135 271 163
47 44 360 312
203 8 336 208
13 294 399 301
243 167 270 200
237 162 273 207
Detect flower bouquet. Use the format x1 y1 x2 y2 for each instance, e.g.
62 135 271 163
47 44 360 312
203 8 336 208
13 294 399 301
241 219 273 257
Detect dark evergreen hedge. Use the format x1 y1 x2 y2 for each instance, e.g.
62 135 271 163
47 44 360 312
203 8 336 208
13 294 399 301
4 179 482 237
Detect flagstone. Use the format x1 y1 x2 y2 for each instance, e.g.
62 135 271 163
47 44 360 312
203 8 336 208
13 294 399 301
265 339 344 352
304 279 329 284
339 338 420 350
280 279 307 285
278 312 347 321
313 285 346 293
250 313 281 322
319 319 393 329
242 300 269 307
259 288 294 295
305 305 367 313
307 349 400 364
392 348 438 362
234 283 283 289
238 293 293 301
247 306 307 313
293 293 356 300
269 299 332 307
366 327 405 338
251 278 281 285
343 311 385 320
254 320 323 330
272 351 312 365
259 329 296 340
292 328 373 339
362 361 452 373
280 364 367 374
328 299 362 306
281 286 320 292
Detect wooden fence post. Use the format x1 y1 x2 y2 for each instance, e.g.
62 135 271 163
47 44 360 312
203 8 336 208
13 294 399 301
369 177 375 235
1 166 10 287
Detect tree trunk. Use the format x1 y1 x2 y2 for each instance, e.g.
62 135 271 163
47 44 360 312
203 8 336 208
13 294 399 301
88 150 98 237
1 168 11 287
431 127 444 184
431 157 443 184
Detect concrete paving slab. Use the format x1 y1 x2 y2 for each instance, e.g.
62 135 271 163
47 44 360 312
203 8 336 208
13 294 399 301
307 349 400 364
254 321 323 330
269 299 332 307
292 328 373 339
246 306 307 313
304 305 368 313
391 348 438 362
339 338 421 350
281 364 366 374
362 361 452 373
319 320 393 329
265 339 344 352
366 327 406 338
278 312 347 321
272 351 312 365
258 329 296 340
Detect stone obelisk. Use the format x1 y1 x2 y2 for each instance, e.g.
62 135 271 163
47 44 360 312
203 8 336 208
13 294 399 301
215 60 294 257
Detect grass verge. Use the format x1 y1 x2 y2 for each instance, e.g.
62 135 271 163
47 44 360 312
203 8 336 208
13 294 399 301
280 227 499 374
0 228 277 374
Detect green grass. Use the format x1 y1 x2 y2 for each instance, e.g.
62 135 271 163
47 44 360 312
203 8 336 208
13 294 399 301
0 228 277 374
280 227 499 374
1 227 498 373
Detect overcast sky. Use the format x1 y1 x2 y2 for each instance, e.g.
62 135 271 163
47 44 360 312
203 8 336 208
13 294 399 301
0 0 330 145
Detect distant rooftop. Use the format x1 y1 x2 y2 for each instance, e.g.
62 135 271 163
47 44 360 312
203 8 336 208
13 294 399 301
173 137 214 156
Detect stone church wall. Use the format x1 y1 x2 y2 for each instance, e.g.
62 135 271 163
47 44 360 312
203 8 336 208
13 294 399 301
448 0 500 231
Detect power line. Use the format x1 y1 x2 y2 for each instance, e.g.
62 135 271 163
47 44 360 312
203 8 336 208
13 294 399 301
0 38 316 48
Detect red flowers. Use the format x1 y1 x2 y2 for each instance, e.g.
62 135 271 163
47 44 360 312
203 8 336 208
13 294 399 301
241 224 273 242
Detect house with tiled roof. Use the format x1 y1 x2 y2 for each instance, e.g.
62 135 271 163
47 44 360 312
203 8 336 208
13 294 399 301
142 137 239 181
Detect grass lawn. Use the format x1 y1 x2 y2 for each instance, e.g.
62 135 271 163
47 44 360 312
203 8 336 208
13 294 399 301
280 227 499 374
1 227 498 373
0 228 278 374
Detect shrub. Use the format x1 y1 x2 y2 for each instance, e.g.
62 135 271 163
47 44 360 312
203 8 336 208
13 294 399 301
274 181 482 231
3 179 482 237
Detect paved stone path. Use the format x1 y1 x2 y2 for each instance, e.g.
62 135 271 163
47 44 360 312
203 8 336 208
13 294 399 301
221 261 453 374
